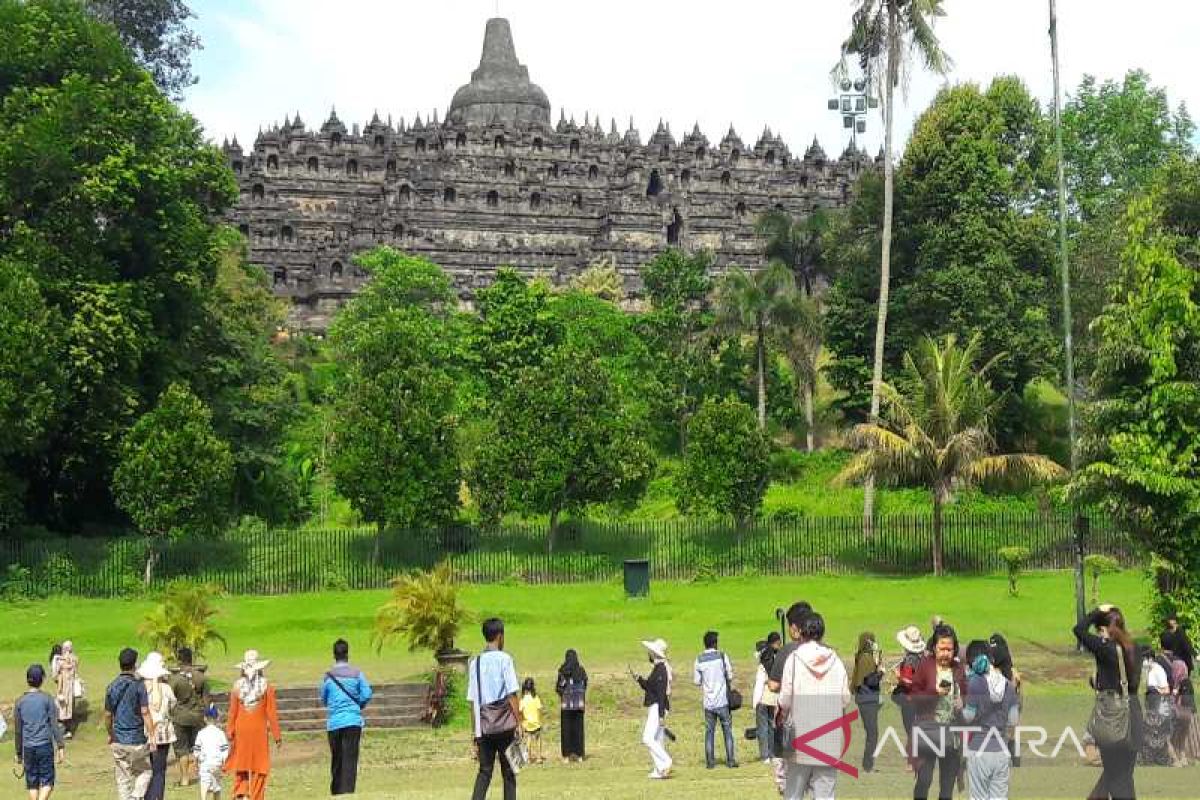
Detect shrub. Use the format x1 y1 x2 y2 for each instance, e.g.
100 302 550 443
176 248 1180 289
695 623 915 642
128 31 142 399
690 553 719 584
320 566 350 592
997 546 1030 596
138 580 227 659
39 552 79 595
0 564 33 601
374 561 469 655
1084 554 1121 607
769 448 807 482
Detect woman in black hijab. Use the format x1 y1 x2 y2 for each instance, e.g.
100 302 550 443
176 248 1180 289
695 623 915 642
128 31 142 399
556 649 589 762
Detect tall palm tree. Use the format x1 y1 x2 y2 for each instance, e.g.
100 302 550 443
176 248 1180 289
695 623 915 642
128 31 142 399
838 0 952 525
754 208 835 297
835 335 1065 576
773 293 824 452
712 262 797 429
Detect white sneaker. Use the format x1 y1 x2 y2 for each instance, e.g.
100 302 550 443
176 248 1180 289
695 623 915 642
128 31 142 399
648 770 662 779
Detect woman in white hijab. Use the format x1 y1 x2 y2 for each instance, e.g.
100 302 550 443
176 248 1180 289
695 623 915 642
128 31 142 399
225 650 281 800
140 651 176 800
634 639 674 779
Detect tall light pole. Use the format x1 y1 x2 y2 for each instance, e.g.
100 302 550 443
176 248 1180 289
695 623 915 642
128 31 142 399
828 79 879 150
1049 0 1086 629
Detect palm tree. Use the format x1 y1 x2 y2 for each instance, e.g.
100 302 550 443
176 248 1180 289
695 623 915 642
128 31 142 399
712 262 797 429
754 208 835 297
773 293 824 452
834 335 1066 576
838 0 952 525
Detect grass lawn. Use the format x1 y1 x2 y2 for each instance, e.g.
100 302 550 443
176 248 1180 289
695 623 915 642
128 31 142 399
2 570 1192 798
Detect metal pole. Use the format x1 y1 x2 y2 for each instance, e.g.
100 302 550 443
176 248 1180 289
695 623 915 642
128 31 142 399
1049 0 1086 629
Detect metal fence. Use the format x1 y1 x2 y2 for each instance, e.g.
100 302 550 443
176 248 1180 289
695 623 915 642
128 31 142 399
0 513 1135 597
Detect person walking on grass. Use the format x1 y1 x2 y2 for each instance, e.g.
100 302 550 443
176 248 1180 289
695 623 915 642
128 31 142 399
894 625 927 771
636 638 673 780
911 625 967 800
169 647 210 788
194 704 229 800
961 640 1019 800
105 647 155 800
321 638 373 796
987 633 1022 767
1074 605 1141 800
850 631 884 774
694 630 738 769
753 634 782 763
140 652 177 800
1161 615 1195 675
467 618 522 800
14 664 65 800
50 641 80 740
778 613 852 800
519 679 544 764
555 649 587 762
225 650 282 800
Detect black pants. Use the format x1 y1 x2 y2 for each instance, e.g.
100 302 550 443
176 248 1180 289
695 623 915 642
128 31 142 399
914 752 959 800
560 710 585 758
858 701 880 771
328 725 362 795
1090 743 1136 800
472 730 516 800
145 744 169 800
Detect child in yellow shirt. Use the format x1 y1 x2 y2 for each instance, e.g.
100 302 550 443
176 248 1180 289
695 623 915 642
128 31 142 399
519 678 545 764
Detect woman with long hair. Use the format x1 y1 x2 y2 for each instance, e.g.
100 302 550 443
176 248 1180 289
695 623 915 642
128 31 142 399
139 651 177 800
911 625 967 800
1074 605 1141 800
555 649 588 762
850 631 884 773
989 633 1022 766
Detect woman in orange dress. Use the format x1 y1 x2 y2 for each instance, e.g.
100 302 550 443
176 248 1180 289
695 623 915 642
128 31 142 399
225 650 281 800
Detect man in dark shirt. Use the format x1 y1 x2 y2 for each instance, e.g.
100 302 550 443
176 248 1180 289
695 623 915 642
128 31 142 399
15 664 65 799
767 602 814 692
168 647 209 788
1161 614 1195 674
104 647 155 800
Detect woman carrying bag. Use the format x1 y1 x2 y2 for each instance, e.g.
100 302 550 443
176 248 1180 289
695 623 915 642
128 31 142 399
1074 605 1141 800
555 650 588 763
850 632 884 773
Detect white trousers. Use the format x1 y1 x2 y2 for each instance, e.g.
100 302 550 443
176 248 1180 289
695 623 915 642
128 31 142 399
642 704 672 774
966 749 1011 800
783 762 837 800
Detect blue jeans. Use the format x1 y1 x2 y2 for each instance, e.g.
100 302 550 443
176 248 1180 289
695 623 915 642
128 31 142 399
704 705 736 767
755 704 775 761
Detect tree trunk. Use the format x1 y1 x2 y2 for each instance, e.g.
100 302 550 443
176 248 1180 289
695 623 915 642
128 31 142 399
864 3 900 534
373 522 383 565
143 539 160 587
756 319 767 430
803 383 815 453
932 490 945 578
548 506 561 555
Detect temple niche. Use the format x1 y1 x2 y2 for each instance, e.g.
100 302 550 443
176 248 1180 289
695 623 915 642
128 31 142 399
224 17 872 330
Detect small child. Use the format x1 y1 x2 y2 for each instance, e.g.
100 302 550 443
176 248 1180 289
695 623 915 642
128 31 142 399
519 677 545 764
193 704 229 800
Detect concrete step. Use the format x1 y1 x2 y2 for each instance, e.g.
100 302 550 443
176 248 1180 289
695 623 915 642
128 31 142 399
209 682 430 731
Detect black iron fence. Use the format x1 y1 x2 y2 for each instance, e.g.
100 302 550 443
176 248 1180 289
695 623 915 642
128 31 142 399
0 513 1135 597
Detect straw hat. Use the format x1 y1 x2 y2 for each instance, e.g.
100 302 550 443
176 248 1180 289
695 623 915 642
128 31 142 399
641 638 668 660
896 625 926 655
138 651 170 681
236 649 271 674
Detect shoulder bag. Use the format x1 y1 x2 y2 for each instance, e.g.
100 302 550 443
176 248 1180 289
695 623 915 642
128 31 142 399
326 671 366 709
721 652 743 711
1087 641 1131 747
475 653 518 736
560 677 586 712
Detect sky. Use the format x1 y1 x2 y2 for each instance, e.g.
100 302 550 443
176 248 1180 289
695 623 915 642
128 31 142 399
183 0 1200 156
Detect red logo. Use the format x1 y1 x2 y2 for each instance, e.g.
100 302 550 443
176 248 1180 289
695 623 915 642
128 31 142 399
790 709 860 778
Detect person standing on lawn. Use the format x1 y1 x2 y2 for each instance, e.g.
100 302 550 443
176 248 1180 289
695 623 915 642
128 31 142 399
1161 614 1195 674
321 638 373 796
636 638 673 780
694 630 738 770
194 704 230 800
961 640 1019 800
850 631 884 773
225 650 282 800
752 635 782 763
911 625 968 800
140 652 177 800
50 641 80 740
169 648 210 788
1074 605 1141 800
777 612 852 800
893 625 927 770
518 679 544 764
555 649 587 762
467 618 522 800
14 664 65 800
105 647 155 800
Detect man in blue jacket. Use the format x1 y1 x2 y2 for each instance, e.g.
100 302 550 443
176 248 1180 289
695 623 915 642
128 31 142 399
320 639 373 796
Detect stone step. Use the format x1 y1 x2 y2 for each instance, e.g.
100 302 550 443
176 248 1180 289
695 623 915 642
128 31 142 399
208 682 431 732
212 683 428 702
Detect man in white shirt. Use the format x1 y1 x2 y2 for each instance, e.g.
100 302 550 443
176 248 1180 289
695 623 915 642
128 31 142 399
467 618 522 800
693 630 738 769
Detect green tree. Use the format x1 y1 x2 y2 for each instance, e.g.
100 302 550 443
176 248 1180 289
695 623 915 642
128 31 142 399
138 579 226 657
84 0 201 98
113 383 234 584
774 293 824 452
373 562 469 655
1066 195 1200 626
836 335 1065 575
837 0 952 522
329 249 463 558
469 268 562 401
568 259 624 303
470 343 654 551
676 397 770 530
755 208 835 297
712 263 797 429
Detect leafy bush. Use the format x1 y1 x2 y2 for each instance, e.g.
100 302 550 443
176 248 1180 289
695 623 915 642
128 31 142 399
320 566 350 592
997 546 1030 596
1084 554 1121 607
138 580 227 659
39 552 79 595
690 553 719 584
374 562 469 655
769 448 807 482
0 564 33 600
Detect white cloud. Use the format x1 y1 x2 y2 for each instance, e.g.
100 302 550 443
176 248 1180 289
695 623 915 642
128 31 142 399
185 0 1200 154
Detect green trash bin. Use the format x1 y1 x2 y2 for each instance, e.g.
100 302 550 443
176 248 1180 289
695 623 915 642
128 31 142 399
624 558 650 598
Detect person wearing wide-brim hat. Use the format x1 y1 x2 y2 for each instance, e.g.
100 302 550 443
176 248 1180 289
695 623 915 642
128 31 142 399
894 626 927 771
225 650 281 800
139 652 177 800
634 639 674 779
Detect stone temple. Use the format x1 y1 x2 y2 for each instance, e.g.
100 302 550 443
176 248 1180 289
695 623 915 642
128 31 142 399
224 18 874 329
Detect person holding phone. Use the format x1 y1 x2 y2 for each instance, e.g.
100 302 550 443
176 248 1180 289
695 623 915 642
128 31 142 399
911 625 967 800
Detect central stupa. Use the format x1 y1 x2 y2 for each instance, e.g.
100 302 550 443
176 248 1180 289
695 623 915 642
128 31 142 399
447 17 551 126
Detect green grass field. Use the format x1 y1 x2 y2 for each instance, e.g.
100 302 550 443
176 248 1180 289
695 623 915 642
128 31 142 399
2 570 1192 798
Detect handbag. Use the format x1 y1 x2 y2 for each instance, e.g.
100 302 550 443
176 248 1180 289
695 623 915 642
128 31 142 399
560 677 586 712
73 677 84 699
475 653 518 736
721 652 743 712
1087 642 1131 748
325 671 366 709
